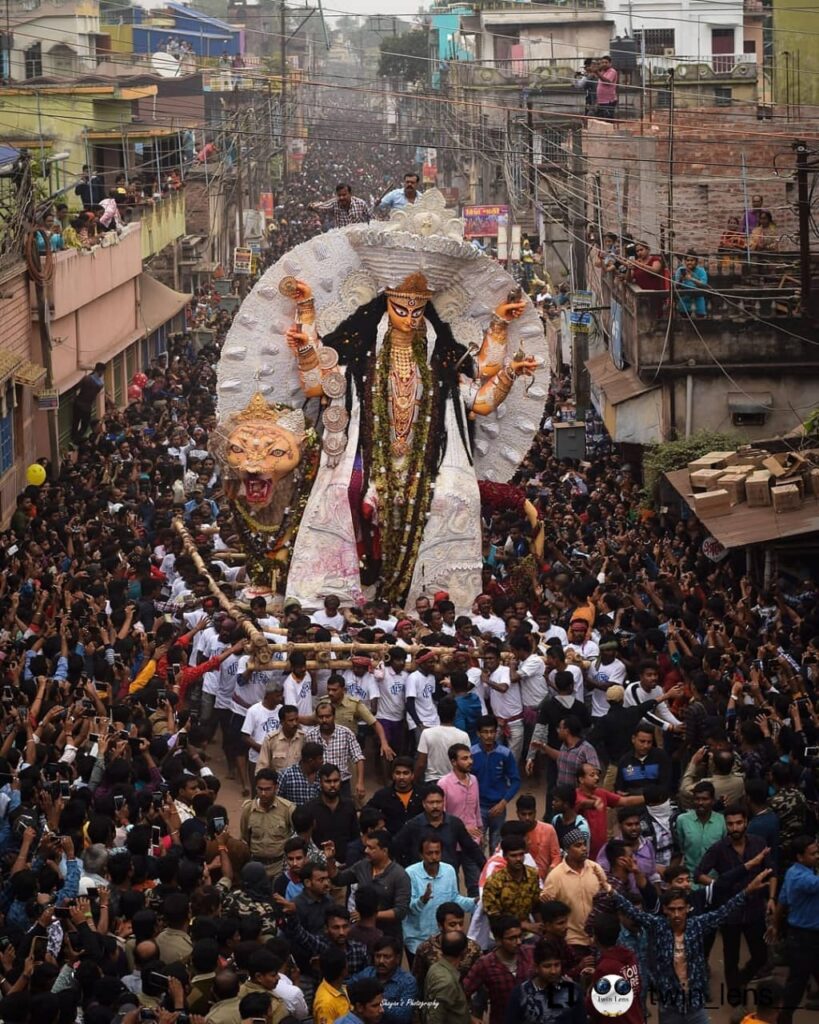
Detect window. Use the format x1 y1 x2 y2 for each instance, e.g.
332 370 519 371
714 87 733 106
634 29 675 55
24 42 41 79
539 126 568 171
0 408 13 476
743 40 757 54
49 44 77 76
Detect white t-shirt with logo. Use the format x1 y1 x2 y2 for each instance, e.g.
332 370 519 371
375 667 407 721
241 701 282 763
405 670 439 727
343 669 377 704
215 653 240 711
283 673 313 717
517 654 549 708
486 666 522 719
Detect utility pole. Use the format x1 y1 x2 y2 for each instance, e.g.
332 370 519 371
280 0 288 195
570 124 589 417
31 262 61 475
235 118 247 299
793 139 815 320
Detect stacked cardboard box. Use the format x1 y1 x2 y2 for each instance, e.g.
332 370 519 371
745 471 773 507
690 489 733 517
772 484 801 513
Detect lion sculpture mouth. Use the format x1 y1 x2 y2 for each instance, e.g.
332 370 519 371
242 474 274 506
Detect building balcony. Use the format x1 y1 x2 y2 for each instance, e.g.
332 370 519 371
599 259 813 378
123 191 187 261
40 222 142 323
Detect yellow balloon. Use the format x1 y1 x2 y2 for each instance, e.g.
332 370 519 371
26 463 46 487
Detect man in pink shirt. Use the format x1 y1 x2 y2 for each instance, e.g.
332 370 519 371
595 55 618 118
439 743 482 896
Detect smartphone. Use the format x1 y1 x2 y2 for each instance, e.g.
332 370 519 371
804 746 819 758
2 686 12 701
151 790 164 809
113 794 125 811
31 936 47 961
156 689 167 702
6 544 18 557
149 971 169 990
139 1011 158 1022
45 763 60 781
54 906 72 921
177 732 188 750
151 825 162 851
86 887 99 899
60 781 70 799
210 816 226 837
14 813 34 836
128 737 142 754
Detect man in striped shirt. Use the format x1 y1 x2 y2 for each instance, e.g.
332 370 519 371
309 183 370 228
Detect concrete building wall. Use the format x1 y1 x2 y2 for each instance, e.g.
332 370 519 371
582 113 803 253
772 0 819 110
0 263 41 525
603 0 744 57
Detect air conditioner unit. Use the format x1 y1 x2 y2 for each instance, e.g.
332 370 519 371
663 47 675 56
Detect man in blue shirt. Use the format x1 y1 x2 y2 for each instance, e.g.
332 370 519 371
471 715 521 853
377 173 422 213
777 835 819 1024
336 977 386 1024
350 936 418 1024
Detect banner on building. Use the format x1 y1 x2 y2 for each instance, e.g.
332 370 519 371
36 388 59 411
259 192 275 219
462 204 509 239
233 246 253 276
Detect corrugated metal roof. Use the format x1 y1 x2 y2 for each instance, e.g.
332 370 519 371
586 351 657 406
14 359 47 388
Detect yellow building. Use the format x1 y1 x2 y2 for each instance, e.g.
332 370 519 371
772 0 819 111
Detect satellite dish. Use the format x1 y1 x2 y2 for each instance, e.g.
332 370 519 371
151 51 182 78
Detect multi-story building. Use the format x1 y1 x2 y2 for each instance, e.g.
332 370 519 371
2 0 102 82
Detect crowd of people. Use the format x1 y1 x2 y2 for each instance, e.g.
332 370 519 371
1 120 818 1024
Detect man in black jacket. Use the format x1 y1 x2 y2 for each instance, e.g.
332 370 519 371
365 757 424 837
589 683 678 788
393 783 485 875
74 165 105 209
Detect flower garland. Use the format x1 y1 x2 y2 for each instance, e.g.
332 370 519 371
371 328 437 605
231 429 320 587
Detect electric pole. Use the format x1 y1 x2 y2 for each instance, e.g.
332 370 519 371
793 139 816 320
280 0 288 195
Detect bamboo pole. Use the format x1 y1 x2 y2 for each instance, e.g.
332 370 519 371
172 517 276 667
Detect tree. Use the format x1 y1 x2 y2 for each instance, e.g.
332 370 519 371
378 30 429 83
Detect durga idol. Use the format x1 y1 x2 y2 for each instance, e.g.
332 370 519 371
281 269 538 609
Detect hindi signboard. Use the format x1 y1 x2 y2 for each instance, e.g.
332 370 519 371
462 204 509 239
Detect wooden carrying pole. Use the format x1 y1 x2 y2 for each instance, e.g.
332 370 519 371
171 518 458 671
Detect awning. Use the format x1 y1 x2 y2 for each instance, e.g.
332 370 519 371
586 351 655 405
138 273 191 335
666 468 819 548
585 350 663 445
14 359 47 388
0 350 23 386
727 392 773 414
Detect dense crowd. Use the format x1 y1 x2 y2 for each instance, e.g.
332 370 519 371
0 122 818 1024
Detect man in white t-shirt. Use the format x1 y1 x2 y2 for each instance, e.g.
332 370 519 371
241 681 283 789
545 645 585 703
405 652 440 741
310 595 345 633
586 642 627 721
481 646 524 761
534 609 568 651
373 647 408 754
283 652 315 719
214 647 247 789
509 636 549 710
471 595 506 640
198 615 234 734
415 696 470 781
342 657 377 705
565 619 600 662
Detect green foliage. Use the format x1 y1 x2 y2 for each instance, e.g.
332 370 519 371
377 30 429 82
804 407 819 436
641 429 738 504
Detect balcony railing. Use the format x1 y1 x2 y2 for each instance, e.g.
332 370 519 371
120 191 186 261
599 263 810 374
640 53 757 78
